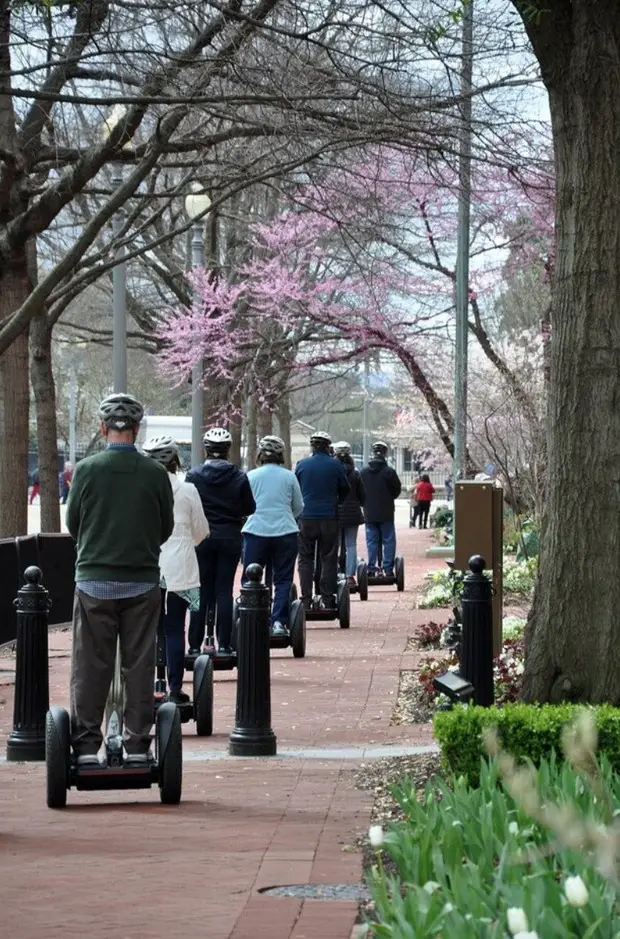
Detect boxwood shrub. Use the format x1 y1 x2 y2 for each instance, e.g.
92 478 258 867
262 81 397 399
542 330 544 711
433 702 620 785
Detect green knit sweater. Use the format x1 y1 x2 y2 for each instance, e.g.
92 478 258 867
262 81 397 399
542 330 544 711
66 447 175 583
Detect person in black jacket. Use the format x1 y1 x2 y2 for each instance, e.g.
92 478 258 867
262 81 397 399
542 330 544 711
333 441 366 586
360 441 402 575
186 427 256 656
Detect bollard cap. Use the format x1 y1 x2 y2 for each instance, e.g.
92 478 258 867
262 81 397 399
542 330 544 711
468 555 486 574
23 566 43 585
244 563 263 584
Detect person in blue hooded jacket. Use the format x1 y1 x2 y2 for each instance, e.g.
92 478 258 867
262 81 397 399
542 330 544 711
294 430 349 609
186 427 255 656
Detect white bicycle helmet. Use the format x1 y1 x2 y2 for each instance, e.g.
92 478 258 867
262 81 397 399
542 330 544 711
372 440 388 456
258 435 286 456
98 393 144 429
143 435 179 466
333 441 351 456
310 430 332 447
203 427 232 447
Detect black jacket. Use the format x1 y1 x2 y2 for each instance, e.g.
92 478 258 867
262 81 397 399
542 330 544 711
338 457 366 527
186 459 255 542
360 459 402 522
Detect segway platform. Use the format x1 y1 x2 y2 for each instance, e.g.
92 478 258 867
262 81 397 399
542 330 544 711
305 577 351 629
46 640 182 808
365 537 405 592
184 600 237 672
337 528 368 601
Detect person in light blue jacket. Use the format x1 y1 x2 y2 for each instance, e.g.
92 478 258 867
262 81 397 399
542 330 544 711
242 435 304 637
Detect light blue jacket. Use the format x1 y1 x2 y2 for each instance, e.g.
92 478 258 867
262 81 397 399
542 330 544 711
242 464 304 538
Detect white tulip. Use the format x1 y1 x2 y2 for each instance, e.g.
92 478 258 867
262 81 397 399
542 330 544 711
507 907 529 935
423 881 441 894
564 874 589 908
508 821 519 835
368 825 384 848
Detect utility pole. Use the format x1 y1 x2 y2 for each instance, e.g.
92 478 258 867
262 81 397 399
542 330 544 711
453 0 473 484
190 222 205 468
69 363 77 466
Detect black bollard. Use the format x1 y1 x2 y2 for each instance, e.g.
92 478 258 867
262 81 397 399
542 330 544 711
229 563 277 757
6 567 51 761
460 555 494 707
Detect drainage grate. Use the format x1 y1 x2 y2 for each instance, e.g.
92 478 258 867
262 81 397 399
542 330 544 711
260 883 371 901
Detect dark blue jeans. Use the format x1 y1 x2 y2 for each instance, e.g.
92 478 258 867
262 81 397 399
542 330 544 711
365 521 396 572
163 590 188 692
188 538 241 650
243 532 298 626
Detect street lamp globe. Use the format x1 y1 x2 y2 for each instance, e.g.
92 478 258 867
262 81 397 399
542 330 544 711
185 186 211 221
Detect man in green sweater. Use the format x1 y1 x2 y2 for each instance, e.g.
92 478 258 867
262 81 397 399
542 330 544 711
66 393 174 767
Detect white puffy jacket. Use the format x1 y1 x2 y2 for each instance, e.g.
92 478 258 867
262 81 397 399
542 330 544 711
160 473 210 593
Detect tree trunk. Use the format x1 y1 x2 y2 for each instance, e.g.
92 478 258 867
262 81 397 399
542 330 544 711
276 391 292 468
257 406 273 439
228 389 242 468
521 6 620 703
246 394 257 469
30 313 61 533
0 261 30 537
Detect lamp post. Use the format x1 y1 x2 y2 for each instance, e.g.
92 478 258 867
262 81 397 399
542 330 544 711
185 187 212 468
362 359 370 465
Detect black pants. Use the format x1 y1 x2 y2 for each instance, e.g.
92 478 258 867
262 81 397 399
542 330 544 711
188 537 241 650
298 518 339 604
417 500 431 528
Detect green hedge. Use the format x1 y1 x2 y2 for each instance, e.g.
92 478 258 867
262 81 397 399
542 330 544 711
433 702 620 784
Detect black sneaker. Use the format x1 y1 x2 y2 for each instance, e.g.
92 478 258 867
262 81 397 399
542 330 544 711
217 646 234 657
188 647 201 657
168 689 190 704
124 751 154 768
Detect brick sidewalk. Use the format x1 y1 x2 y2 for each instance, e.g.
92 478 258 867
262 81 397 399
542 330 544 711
0 526 447 939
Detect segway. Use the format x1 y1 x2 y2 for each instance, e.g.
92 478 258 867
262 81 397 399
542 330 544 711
366 529 405 592
338 528 368 601
45 638 183 809
184 600 237 674
264 561 306 658
305 541 351 628
153 603 214 736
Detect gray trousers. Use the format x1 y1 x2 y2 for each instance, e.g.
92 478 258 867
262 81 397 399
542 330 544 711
70 587 161 756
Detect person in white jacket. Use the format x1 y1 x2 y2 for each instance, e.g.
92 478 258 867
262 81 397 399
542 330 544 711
143 435 209 703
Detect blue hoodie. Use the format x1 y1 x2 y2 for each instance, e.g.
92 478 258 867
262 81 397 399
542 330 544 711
295 451 350 520
186 459 255 542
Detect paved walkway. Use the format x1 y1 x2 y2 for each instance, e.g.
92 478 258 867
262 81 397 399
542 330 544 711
0 524 446 939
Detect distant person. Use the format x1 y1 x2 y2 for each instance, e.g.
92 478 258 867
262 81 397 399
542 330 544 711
186 427 255 656
295 431 350 609
333 441 365 586
29 467 40 505
409 476 421 528
142 435 210 703
415 473 435 529
444 474 454 501
361 441 402 575
243 436 304 637
60 462 74 504
66 393 174 766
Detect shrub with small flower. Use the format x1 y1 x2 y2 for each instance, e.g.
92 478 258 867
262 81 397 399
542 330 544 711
413 620 444 648
363 712 620 938
494 636 525 705
418 652 458 701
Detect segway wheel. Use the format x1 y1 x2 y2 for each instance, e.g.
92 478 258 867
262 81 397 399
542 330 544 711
157 703 183 805
289 582 298 604
193 654 214 737
338 584 351 629
395 556 405 592
357 562 369 602
45 707 70 809
290 600 306 658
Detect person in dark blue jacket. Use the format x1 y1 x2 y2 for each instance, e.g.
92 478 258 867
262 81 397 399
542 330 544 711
295 431 350 609
186 427 255 656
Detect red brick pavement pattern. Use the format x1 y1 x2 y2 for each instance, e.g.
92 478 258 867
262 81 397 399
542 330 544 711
0 527 449 939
